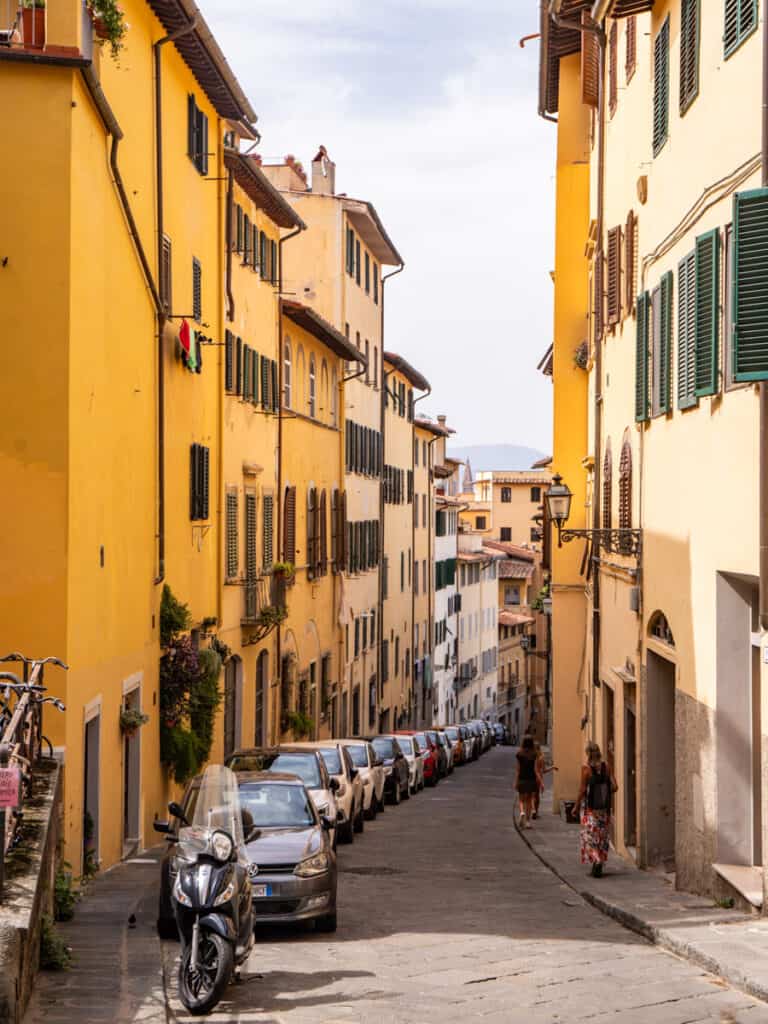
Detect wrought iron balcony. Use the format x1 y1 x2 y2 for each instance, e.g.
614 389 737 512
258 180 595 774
242 574 288 637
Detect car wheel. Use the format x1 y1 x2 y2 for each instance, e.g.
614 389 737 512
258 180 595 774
378 791 386 812
364 797 376 821
315 911 337 933
157 917 178 941
391 781 401 805
341 817 355 844
354 806 364 833
402 780 410 800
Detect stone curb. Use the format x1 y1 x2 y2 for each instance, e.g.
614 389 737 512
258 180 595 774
513 813 768 1006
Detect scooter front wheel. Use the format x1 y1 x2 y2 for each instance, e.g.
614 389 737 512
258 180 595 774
178 929 234 1016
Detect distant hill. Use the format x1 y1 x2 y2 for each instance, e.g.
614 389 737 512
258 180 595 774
446 444 548 472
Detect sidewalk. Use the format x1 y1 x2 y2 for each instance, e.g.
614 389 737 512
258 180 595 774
517 794 768 1004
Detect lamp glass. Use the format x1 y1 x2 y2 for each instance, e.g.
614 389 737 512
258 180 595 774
546 475 572 525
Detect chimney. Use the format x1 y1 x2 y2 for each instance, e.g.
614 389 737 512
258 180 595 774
312 145 336 195
437 415 447 428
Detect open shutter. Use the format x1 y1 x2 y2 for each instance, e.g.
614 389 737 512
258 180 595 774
679 0 700 113
695 229 720 396
677 251 697 408
581 11 600 108
190 444 199 519
236 337 243 395
626 16 637 80
659 271 673 413
263 495 274 572
245 492 257 582
339 491 347 571
306 489 316 580
607 226 622 326
624 211 637 313
201 446 210 520
271 240 278 285
635 292 650 422
733 189 768 381
251 350 259 404
187 94 197 160
271 360 279 411
225 490 239 579
652 17 670 156
593 250 604 342
242 347 251 401
283 487 296 565
261 355 270 409
200 111 208 176
225 330 234 392
608 21 618 116
319 491 327 576
331 491 338 571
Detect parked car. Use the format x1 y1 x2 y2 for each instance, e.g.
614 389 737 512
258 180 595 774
412 731 439 786
443 725 465 765
155 771 338 937
461 724 478 761
434 730 454 773
339 739 386 818
226 746 339 846
364 735 410 803
393 733 425 793
291 741 364 844
493 723 509 745
426 730 449 777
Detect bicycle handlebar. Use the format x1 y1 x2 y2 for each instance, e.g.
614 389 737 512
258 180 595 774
0 654 69 670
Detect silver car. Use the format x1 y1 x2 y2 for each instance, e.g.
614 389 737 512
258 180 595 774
340 739 386 818
393 734 425 793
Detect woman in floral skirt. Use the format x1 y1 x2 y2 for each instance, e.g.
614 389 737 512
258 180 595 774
576 741 617 877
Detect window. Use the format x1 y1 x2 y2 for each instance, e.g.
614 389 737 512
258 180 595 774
331 368 338 425
414 496 419 528
602 445 612 534
680 0 700 114
500 527 512 542
355 240 361 286
635 292 650 422
190 444 210 521
308 356 316 417
505 586 520 607
500 487 512 503
225 331 234 392
400 551 405 592
192 258 202 322
733 189 768 381
626 16 637 81
235 205 243 253
651 273 673 417
608 21 618 117
160 235 172 312
252 224 259 270
619 442 632 536
625 210 637 313
225 489 238 579
475 516 487 530
365 252 370 293
394 637 400 677
677 250 697 409
283 486 296 564
373 263 379 304
270 240 278 286
373 348 378 388
593 249 604 343
243 214 251 264
283 341 292 408
346 227 355 276
652 17 670 157
263 495 274 571
694 229 720 397
354 618 360 658
723 223 744 390
381 639 389 683
260 232 268 280
607 225 622 326
531 486 541 503
187 94 209 175
724 0 758 58
319 490 328 576
245 491 257 583
307 488 319 580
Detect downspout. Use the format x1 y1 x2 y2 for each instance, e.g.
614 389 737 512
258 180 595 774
153 16 199 584
760 0 768 913
225 168 235 321
377 263 405 726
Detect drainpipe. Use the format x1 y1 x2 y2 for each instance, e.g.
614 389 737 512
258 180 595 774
760 0 768 913
225 168 235 321
377 263 405 728
153 17 199 585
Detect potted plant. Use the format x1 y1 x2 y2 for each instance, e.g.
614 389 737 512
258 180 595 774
22 0 45 50
271 561 295 581
120 707 149 736
86 0 127 60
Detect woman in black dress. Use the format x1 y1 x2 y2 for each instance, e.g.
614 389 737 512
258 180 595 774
515 735 542 828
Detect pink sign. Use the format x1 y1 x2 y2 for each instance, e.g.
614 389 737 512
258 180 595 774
0 766 20 810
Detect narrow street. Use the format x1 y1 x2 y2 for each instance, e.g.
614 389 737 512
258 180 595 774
26 748 768 1024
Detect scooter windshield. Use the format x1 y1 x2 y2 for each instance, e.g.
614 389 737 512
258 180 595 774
187 764 245 847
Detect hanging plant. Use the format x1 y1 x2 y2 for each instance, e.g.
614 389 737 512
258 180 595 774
271 561 295 580
119 707 149 736
160 584 191 648
283 710 314 738
86 0 127 60
573 340 589 371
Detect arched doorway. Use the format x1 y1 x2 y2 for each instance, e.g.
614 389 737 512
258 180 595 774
255 650 268 746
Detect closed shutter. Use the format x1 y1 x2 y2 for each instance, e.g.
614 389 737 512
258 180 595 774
679 0 700 114
624 211 637 313
626 16 637 80
192 258 202 322
260 233 267 279
190 444 199 519
656 272 673 415
593 250 604 342
187 94 197 161
319 490 327 575
581 11 600 108
619 442 632 532
307 488 316 580
236 337 243 395
340 491 347 571
345 421 351 472
200 111 208 176
677 251 697 408
695 229 720 396
245 492 257 582
725 0 757 58
243 215 250 263
161 235 172 312
331 490 339 571
271 240 278 285
261 356 270 409
381 639 389 684
262 495 274 572
226 489 238 579
242 347 251 400
235 205 243 252
225 330 234 392
607 226 622 326
653 17 670 156
252 225 258 269
733 189 768 381
251 350 259 404
355 240 361 285
201 446 210 520
271 361 279 411
283 486 296 565
635 292 650 422
608 21 618 116
602 449 612 531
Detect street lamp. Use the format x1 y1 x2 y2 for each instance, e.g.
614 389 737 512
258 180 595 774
545 473 642 556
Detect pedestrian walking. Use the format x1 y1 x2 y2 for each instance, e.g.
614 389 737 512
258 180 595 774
576 741 617 877
532 739 557 819
515 735 542 829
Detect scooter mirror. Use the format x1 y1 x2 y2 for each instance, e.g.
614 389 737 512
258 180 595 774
153 820 171 834
168 801 189 825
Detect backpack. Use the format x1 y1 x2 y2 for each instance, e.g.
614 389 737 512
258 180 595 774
587 763 611 812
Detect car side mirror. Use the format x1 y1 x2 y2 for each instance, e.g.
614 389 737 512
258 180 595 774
168 801 190 825
321 816 333 832
245 826 261 843
329 777 340 793
153 819 171 834
350 767 358 780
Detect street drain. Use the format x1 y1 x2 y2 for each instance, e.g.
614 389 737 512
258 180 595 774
342 865 404 876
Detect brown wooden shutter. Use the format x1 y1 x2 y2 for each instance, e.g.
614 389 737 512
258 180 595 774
161 235 172 312
619 442 632 533
593 249 604 342
307 488 316 580
262 495 274 572
607 226 622 327
245 491 257 582
609 21 618 116
283 486 296 565
340 491 347 571
624 211 637 314
626 16 637 81
581 11 600 109
602 446 613 549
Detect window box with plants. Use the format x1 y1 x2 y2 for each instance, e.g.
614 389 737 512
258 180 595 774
119 707 149 737
86 0 127 59
22 0 45 50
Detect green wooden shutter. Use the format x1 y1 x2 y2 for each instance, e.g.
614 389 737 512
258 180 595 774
680 0 700 113
262 495 274 572
659 271 673 413
677 251 697 408
225 490 239 579
733 188 768 381
695 228 720 396
251 350 259 404
652 17 670 156
271 360 279 411
725 0 757 57
242 346 251 400
261 355 270 409
635 292 650 422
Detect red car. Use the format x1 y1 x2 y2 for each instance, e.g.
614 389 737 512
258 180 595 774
395 730 440 787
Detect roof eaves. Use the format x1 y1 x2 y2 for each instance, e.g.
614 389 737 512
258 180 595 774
383 351 430 392
281 300 365 364
224 150 305 230
342 199 403 266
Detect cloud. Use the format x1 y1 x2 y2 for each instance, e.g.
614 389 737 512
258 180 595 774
203 0 554 450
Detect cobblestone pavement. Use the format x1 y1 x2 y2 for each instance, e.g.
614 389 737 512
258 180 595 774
26 748 768 1023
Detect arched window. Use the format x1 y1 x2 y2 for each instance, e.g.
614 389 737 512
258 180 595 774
602 442 612 548
320 360 329 419
331 367 338 426
309 356 316 418
619 440 632 546
319 489 328 575
283 340 292 408
649 611 675 647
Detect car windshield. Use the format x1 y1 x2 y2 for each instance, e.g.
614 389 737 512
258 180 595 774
445 728 459 740
268 753 322 789
397 737 414 754
239 782 316 829
319 748 342 775
372 737 396 759
414 733 428 748
346 744 369 768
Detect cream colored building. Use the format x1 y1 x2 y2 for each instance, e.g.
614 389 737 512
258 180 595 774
538 0 768 906
456 533 501 722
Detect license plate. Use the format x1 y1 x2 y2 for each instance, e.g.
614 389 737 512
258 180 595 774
252 884 273 898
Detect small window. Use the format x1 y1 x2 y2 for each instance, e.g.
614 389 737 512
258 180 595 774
475 516 487 530
365 252 370 293
243 214 251 263
187 94 209 175
500 527 512 542
355 240 361 286
365 339 370 383
500 487 512 503
309 356 316 418
192 258 202 322
530 486 541 503
373 263 379 304
190 444 210 521
283 341 292 408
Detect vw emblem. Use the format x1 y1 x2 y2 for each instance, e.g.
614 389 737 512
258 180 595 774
248 863 259 878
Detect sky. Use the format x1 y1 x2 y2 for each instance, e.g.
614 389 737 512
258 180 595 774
203 0 556 452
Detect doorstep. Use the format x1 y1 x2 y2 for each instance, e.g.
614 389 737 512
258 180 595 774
714 862 764 909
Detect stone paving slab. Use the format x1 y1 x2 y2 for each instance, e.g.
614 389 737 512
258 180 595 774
518 791 768 1005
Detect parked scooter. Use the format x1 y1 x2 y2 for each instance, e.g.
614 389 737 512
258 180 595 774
165 765 256 1015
